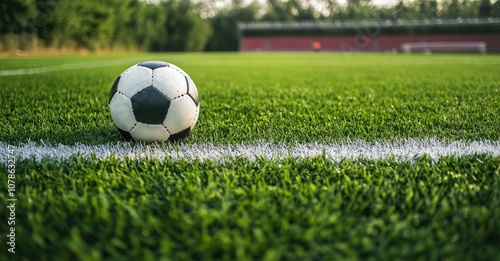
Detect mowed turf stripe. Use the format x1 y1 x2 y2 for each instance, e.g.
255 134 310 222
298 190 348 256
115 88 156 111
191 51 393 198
0 58 140 76
1 139 499 163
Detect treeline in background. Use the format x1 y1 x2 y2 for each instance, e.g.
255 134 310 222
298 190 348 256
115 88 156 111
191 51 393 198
1 0 499 54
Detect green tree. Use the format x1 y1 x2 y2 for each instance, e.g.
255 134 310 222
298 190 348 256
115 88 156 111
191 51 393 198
0 0 38 34
48 0 118 49
262 0 296 21
492 0 500 16
345 0 374 19
107 0 135 49
408 0 438 18
32 0 62 46
289 0 317 20
323 0 343 19
154 0 211 51
392 0 410 19
205 0 258 51
128 1 169 51
460 0 479 18
478 0 492 16
428 0 439 18
442 0 461 17
0 0 38 52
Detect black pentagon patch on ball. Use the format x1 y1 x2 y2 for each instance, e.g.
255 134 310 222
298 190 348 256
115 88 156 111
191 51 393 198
114 125 133 140
185 76 199 106
131 86 170 124
169 127 191 141
109 76 121 104
138 61 169 70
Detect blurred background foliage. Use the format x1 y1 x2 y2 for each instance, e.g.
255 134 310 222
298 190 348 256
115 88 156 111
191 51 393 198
0 0 499 53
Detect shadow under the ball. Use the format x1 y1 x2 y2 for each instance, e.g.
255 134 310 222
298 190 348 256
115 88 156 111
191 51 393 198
69 127 125 144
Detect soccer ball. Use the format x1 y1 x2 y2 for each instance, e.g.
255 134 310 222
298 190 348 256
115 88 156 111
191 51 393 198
109 61 199 142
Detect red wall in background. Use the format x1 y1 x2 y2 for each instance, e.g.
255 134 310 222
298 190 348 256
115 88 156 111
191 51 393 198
240 34 500 52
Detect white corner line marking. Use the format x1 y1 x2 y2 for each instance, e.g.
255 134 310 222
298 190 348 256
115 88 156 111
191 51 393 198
0 59 139 76
1 139 500 163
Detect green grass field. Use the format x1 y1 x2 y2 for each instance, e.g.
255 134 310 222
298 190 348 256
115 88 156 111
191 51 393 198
1 53 499 260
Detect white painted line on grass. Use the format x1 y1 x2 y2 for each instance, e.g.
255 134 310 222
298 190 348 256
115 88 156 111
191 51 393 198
1 139 499 163
3 57 498 76
0 58 139 76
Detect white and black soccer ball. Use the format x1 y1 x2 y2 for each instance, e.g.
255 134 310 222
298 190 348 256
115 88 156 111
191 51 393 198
109 61 199 142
